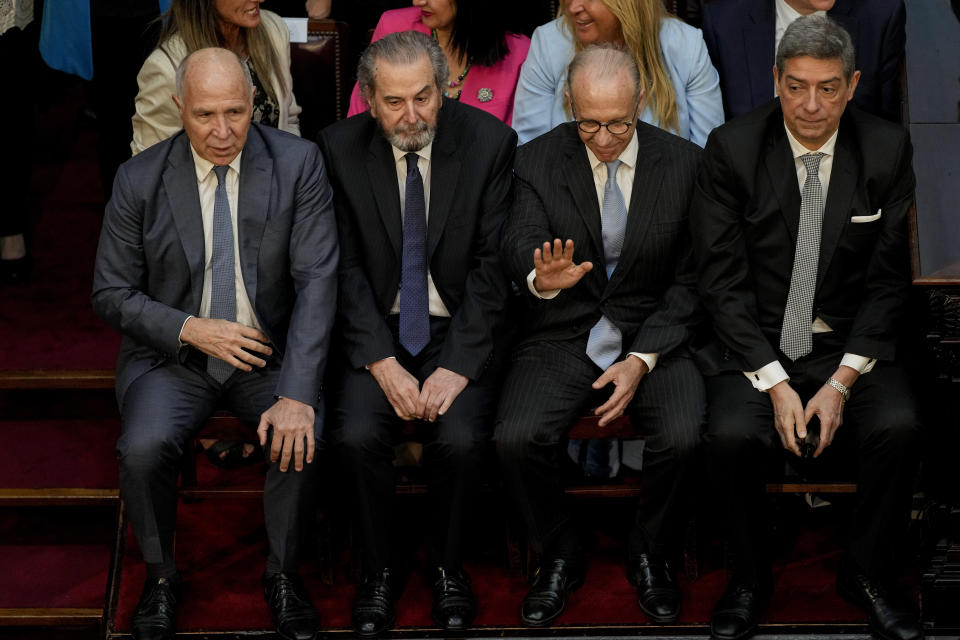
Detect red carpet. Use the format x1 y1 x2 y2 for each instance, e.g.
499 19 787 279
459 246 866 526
0 80 119 371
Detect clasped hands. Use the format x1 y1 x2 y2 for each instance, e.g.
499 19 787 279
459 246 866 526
368 358 468 422
181 317 315 472
768 366 857 458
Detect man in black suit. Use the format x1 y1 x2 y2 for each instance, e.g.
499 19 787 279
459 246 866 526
496 45 705 628
692 16 921 640
92 49 339 640
317 31 515 637
702 0 905 122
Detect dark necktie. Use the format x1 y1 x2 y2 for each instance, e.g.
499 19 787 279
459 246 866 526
399 152 430 356
780 152 826 361
208 165 237 383
586 160 627 370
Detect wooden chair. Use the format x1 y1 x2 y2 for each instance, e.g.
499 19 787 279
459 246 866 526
289 19 352 141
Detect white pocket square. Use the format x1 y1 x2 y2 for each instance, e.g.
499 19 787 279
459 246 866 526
851 209 881 223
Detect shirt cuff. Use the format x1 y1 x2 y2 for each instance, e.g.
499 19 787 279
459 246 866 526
743 360 789 391
840 353 876 374
526 268 560 300
365 355 397 370
177 315 194 347
627 352 658 372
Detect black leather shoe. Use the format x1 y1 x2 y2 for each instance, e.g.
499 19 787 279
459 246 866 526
263 572 319 640
710 580 771 640
837 570 924 640
430 566 476 630
352 569 398 638
627 553 681 623
131 576 180 640
520 558 584 627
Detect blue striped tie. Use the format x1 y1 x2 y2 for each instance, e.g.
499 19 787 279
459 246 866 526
399 153 430 356
207 165 237 383
586 160 627 370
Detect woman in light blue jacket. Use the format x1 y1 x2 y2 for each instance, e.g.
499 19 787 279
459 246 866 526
513 0 722 146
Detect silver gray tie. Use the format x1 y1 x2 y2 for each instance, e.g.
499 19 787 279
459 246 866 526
586 160 627 370
207 165 237 383
779 152 825 361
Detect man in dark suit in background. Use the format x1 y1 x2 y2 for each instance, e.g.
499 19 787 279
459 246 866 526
702 0 905 122
317 31 515 637
496 45 705 629
692 16 921 640
92 48 339 640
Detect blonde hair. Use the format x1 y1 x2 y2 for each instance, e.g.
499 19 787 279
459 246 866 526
159 0 285 104
561 0 679 133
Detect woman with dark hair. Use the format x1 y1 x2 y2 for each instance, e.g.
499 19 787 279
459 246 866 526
347 0 530 124
132 0 300 154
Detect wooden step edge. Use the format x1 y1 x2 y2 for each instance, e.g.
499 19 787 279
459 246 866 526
0 488 119 506
0 607 102 626
0 369 116 390
765 482 857 493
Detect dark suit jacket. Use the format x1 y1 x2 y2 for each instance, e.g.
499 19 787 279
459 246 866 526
701 0 905 122
317 99 517 381
501 121 702 358
92 124 340 408
691 100 915 373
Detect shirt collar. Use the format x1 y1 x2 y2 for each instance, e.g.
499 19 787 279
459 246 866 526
392 141 433 166
584 129 639 173
784 122 838 159
775 0 826 26
190 145 243 184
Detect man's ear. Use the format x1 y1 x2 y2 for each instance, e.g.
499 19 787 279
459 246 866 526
772 65 781 96
846 69 861 101
173 94 183 114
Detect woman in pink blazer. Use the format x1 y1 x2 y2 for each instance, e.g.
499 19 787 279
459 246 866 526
348 0 530 125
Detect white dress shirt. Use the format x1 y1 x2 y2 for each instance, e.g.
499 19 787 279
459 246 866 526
525 131 657 372
774 0 827 94
744 124 876 391
388 142 451 318
178 148 263 342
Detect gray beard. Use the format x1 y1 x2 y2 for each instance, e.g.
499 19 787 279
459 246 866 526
382 119 436 152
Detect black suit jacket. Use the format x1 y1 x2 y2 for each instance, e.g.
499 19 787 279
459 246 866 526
92 124 340 407
691 100 915 373
701 0 905 122
502 121 702 358
318 100 516 381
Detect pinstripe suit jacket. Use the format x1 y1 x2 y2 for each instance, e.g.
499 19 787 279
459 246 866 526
502 122 703 358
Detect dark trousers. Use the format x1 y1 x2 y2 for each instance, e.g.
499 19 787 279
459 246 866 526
117 354 322 577
494 339 705 563
0 23 36 237
327 318 497 575
704 338 921 584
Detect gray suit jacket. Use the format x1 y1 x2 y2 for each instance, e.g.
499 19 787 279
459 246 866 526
92 124 339 408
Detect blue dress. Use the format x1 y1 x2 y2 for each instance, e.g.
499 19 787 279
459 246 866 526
512 16 724 146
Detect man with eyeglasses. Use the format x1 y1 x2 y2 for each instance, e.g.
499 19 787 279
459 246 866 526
495 44 705 628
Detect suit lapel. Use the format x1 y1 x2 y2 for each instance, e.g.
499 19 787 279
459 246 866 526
606 131 662 293
426 111 461 259
237 126 273 309
163 135 205 307
561 132 603 261
816 126 857 292
367 134 403 259
828 0 860 48
745 0 776 109
764 122 802 242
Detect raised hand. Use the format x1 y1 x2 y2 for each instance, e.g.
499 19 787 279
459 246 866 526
533 238 593 292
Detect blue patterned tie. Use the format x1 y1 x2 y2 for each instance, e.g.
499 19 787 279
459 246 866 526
586 160 627 370
399 153 430 356
207 165 237 383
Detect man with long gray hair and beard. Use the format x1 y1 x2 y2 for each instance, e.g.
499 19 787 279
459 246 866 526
318 30 516 637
